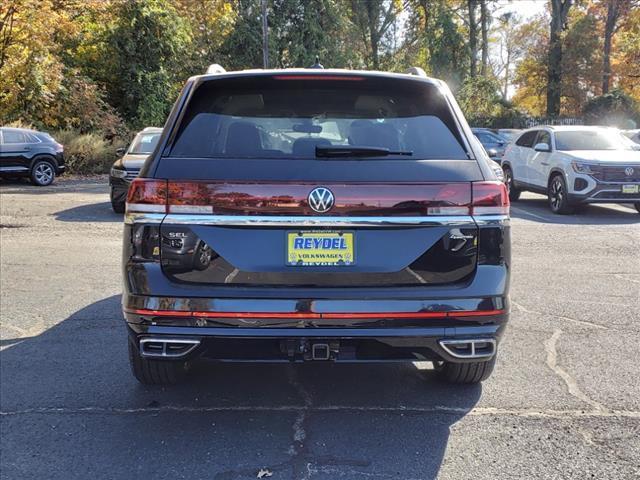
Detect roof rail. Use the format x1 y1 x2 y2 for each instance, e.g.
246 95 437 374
206 63 226 74
406 66 427 77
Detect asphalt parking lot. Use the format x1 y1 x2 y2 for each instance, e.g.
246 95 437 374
1 177 639 479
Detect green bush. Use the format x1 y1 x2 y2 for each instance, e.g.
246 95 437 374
583 90 640 128
56 130 120 174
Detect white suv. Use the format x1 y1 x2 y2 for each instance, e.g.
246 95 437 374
501 126 640 214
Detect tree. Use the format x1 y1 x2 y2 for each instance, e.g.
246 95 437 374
583 89 639 126
546 0 573 117
614 4 640 101
174 0 236 75
348 0 399 69
101 0 190 127
598 0 636 94
269 0 357 68
479 0 489 76
494 12 525 100
467 0 478 77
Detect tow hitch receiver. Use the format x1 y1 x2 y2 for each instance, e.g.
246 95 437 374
311 343 330 360
280 339 338 361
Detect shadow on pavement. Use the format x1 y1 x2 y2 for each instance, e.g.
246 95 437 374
0 295 481 479
0 177 107 195
510 194 639 225
53 201 122 222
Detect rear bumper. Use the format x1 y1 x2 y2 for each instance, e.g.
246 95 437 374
124 302 508 363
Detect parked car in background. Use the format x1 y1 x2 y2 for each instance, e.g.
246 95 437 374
622 129 640 145
471 128 507 162
123 67 510 386
0 127 65 186
109 127 162 213
497 129 523 143
502 126 640 214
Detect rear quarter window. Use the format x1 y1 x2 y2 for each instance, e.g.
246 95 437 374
168 76 470 161
515 131 537 148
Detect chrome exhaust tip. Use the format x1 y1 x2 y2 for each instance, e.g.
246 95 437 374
139 338 200 358
438 338 496 360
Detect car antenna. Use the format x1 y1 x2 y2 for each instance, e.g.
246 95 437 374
309 56 324 69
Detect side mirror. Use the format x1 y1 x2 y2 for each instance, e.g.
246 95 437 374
116 147 126 156
534 142 550 152
487 148 499 158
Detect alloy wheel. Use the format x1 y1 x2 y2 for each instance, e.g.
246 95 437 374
34 163 54 185
550 177 564 211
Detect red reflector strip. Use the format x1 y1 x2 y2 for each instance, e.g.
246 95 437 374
124 308 505 319
272 75 365 81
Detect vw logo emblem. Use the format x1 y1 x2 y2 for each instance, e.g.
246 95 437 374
308 187 335 213
625 167 635 177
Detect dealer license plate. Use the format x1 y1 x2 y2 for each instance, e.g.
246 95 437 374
621 184 639 194
287 231 354 266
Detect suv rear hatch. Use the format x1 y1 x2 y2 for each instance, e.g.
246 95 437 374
128 73 506 288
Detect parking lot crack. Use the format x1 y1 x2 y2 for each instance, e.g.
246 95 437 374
286 366 313 480
513 301 608 330
544 329 606 413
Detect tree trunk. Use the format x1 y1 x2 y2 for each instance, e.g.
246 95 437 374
602 0 620 94
546 0 572 117
467 0 478 78
480 0 488 76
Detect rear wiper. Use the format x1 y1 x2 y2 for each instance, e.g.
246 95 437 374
315 145 413 159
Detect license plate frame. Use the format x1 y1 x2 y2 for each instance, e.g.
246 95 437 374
621 184 639 194
286 231 355 266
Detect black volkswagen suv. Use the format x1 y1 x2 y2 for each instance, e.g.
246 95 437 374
0 127 65 185
123 68 511 385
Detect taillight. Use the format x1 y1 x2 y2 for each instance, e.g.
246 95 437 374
425 183 471 215
126 179 168 213
471 181 510 215
167 182 215 214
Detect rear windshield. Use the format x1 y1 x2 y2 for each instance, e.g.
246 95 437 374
168 76 469 160
555 130 634 151
129 132 161 154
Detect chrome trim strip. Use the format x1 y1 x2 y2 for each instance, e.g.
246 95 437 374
472 214 510 226
126 213 511 227
0 166 29 172
124 213 165 224
161 214 477 227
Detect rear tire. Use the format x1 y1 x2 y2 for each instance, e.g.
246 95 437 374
111 200 125 214
30 160 56 186
502 166 521 201
128 338 188 385
548 174 574 214
436 357 496 384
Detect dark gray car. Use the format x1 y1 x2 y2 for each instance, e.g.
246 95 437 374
472 128 507 163
109 127 162 212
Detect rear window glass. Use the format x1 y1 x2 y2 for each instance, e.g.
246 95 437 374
169 76 469 160
129 132 161 154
